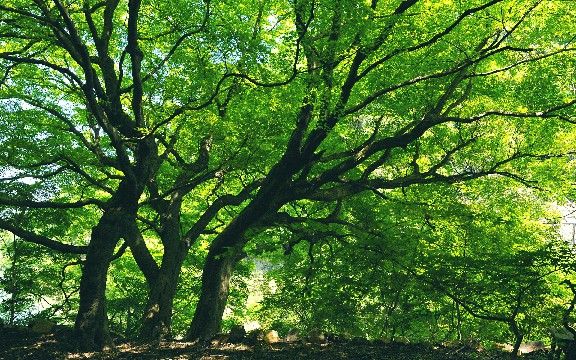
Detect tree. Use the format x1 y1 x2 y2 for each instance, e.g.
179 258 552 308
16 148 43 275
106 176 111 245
1 0 576 349
0 0 280 347
186 0 576 340
0 0 177 349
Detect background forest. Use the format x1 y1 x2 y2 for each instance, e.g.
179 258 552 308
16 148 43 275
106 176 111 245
2 0 576 355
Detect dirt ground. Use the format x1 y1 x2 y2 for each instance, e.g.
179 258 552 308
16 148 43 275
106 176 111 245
0 326 551 360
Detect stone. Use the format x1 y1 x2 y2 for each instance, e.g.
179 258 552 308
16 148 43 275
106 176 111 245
518 341 545 354
307 328 326 344
284 328 300 343
264 330 281 344
228 325 246 344
245 329 265 345
30 318 55 334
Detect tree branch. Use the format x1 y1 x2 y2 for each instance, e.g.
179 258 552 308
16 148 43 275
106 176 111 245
0 219 88 254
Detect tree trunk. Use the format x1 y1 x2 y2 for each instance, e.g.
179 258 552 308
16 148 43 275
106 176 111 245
456 302 462 342
74 214 121 351
186 241 243 340
139 247 186 341
510 320 523 358
73 133 159 350
74 180 144 350
138 188 187 341
186 148 310 340
185 191 280 341
8 233 18 326
186 172 303 339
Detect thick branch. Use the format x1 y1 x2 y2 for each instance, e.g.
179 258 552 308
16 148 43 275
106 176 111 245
181 180 262 249
0 196 105 209
0 220 88 254
123 220 160 285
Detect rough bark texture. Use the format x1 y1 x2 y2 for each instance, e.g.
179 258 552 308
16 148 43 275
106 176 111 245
186 238 243 340
186 96 315 340
185 203 274 340
186 159 301 340
74 209 128 350
139 189 188 341
139 246 186 341
75 133 158 350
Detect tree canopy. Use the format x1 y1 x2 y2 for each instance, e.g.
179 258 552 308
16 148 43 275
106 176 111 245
1 0 576 352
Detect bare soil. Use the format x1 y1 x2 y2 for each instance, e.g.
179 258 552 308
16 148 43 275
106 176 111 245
0 326 550 360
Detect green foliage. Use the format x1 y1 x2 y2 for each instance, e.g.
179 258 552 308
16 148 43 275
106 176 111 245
249 177 576 343
0 231 81 325
170 257 203 337
106 251 148 337
2 0 576 347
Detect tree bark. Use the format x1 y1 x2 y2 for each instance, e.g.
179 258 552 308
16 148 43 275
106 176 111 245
138 187 187 341
139 245 186 340
186 90 315 341
8 233 18 326
186 173 292 340
74 179 147 350
186 237 244 340
511 319 523 357
74 210 125 350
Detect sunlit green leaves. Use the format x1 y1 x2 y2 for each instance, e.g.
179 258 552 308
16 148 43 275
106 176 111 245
2 0 576 343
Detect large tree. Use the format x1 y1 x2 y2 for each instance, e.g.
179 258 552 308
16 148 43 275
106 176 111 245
1 0 576 349
186 0 576 340
0 0 203 349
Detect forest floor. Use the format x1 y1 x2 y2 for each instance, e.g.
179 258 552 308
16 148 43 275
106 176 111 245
0 326 551 360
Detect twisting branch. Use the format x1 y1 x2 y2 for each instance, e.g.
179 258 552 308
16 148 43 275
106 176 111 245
122 220 160 286
0 219 88 254
181 180 262 249
137 1 212 88
127 0 144 127
0 54 83 86
444 98 576 124
57 260 83 312
356 0 505 82
0 196 105 209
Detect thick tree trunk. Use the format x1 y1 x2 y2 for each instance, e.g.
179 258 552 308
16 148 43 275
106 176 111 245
139 248 186 341
186 164 303 340
186 242 242 340
138 188 187 341
74 178 147 350
185 194 276 342
74 213 122 350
